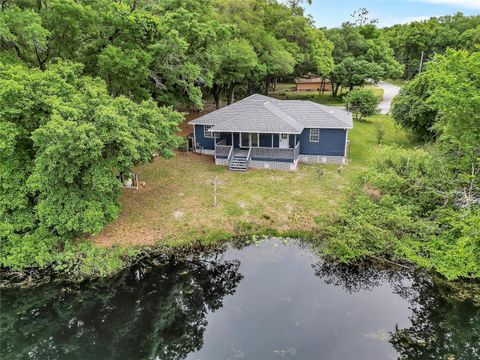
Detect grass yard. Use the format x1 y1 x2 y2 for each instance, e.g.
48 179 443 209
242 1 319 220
384 78 406 86
92 115 409 248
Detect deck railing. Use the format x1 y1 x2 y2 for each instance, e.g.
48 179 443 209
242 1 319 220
246 147 252 166
215 139 232 159
250 142 300 161
293 141 300 161
216 140 300 162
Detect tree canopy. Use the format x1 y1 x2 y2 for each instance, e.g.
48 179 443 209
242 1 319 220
324 49 480 280
325 16 403 96
0 61 181 272
383 12 480 78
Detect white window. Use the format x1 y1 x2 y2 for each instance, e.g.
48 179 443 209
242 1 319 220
204 125 219 138
309 129 320 142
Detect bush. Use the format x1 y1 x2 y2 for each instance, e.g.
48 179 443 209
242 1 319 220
345 89 379 120
375 123 386 144
322 146 480 280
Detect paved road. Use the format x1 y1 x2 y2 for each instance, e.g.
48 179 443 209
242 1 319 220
377 81 401 114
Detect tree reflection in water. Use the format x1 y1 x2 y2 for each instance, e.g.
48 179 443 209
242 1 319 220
1 255 243 360
313 260 480 360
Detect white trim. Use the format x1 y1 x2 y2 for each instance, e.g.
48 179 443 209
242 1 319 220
309 129 320 142
279 133 289 149
204 125 220 138
344 129 348 158
208 129 302 134
193 125 197 150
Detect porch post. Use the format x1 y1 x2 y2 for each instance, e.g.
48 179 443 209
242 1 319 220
231 132 234 147
271 134 274 147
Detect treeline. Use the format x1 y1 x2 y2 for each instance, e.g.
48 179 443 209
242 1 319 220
323 49 480 280
0 0 334 109
383 12 480 78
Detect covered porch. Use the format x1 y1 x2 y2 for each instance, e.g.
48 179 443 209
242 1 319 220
214 132 300 171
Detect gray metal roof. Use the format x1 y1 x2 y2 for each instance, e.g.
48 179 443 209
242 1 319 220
189 94 353 133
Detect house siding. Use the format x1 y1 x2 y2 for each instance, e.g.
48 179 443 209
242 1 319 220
299 128 346 156
194 125 215 150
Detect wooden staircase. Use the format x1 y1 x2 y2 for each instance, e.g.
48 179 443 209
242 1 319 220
228 149 250 171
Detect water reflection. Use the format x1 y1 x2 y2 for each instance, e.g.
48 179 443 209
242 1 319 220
1 256 243 360
313 259 480 359
1 240 479 360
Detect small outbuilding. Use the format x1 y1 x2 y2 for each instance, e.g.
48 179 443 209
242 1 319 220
295 77 332 92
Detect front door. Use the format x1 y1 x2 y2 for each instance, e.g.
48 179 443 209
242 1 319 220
279 133 289 149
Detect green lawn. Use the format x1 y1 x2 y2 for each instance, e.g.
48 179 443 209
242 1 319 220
93 115 409 248
384 78 406 86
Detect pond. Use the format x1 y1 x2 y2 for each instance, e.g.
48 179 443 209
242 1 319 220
1 239 479 359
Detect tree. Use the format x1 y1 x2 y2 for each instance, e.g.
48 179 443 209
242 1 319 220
344 89 379 120
391 74 438 142
0 6 49 68
211 38 258 107
0 62 181 271
1 255 243 359
324 50 480 280
326 21 403 97
383 13 480 78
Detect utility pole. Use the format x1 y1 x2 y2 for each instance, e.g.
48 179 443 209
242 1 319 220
418 51 425 74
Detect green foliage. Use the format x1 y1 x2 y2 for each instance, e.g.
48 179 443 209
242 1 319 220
326 22 403 96
393 49 480 171
383 13 480 78
0 0 335 109
375 123 385 144
325 49 480 280
345 89 379 120
0 62 181 273
323 147 480 280
391 73 438 141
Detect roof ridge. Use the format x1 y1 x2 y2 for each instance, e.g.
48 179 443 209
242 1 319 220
263 101 303 132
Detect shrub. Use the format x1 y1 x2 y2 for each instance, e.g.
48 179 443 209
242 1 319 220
345 89 379 120
375 123 386 144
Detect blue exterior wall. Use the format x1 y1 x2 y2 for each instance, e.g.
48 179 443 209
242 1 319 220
195 126 347 157
299 128 346 156
194 125 215 150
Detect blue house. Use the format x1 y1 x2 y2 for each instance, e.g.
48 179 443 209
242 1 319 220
189 94 353 171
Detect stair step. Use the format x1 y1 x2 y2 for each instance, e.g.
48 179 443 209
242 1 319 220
229 167 247 171
228 153 249 171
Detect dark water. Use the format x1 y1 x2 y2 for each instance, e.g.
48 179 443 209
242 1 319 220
1 239 479 360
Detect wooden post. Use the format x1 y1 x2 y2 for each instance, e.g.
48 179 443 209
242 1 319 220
213 175 217 208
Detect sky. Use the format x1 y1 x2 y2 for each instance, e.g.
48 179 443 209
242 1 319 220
304 0 480 28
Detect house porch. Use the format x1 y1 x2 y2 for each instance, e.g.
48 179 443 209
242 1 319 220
214 132 300 171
